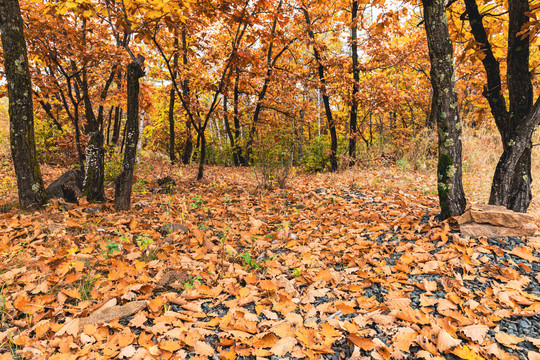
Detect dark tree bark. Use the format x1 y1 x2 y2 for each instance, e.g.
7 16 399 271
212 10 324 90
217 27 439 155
0 0 47 209
38 99 63 132
197 133 206 180
181 28 193 165
463 0 534 212
112 106 123 145
115 56 145 210
232 69 246 165
168 35 179 164
422 0 467 219
223 94 238 165
82 131 105 201
106 106 114 145
302 6 338 172
348 0 359 166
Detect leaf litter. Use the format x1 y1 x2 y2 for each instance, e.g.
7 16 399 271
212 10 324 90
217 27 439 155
1 166 540 359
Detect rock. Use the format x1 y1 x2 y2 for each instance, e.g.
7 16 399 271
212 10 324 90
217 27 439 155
457 204 535 228
159 223 189 235
46 169 84 202
460 222 537 237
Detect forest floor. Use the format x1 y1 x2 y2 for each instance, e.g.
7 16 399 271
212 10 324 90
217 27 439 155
1 157 540 360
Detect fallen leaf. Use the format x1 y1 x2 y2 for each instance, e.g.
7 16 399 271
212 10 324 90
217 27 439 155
270 337 297 356
461 324 489 344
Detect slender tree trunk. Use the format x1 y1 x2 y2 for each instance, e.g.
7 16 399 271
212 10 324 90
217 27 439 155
232 69 246 165
181 28 193 164
38 100 63 132
0 0 47 208
73 103 84 170
422 0 467 219
168 85 177 164
223 94 238 165
106 106 113 145
168 35 179 164
115 56 145 210
112 106 122 145
349 0 359 166
302 6 338 172
197 133 206 180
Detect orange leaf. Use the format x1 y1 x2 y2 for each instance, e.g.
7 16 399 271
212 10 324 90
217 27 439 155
160 340 181 352
348 333 376 351
436 329 461 353
495 332 524 346
461 325 489 344
270 337 297 356
149 297 167 313
194 340 215 356
509 247 539 262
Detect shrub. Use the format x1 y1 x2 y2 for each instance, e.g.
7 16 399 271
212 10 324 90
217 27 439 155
253 128 295 190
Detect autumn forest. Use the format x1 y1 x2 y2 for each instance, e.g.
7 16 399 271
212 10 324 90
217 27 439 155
1 0 540 358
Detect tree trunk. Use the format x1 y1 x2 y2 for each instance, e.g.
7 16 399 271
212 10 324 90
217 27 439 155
168 34 179 164
348 0 359 166
489 0 533 212
168 85 177 164
112 106 122 145
180 27 193 165
73 102 84 170
422 0 467 219
197 133 206 180
106 106 113 145
82 131 105 201
0 0 47 209
223 94 238 165
464 0 534 212
232 69 246 165
302 6 338 172
115 56 145 211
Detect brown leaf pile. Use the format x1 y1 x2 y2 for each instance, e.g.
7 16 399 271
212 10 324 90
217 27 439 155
1 166 539 360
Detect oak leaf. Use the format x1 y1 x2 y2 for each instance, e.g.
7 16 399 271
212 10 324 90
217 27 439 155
460 325 489 344
436 329 461 353
270 336 297 356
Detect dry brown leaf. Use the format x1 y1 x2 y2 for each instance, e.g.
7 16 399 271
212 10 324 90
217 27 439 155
118 345 137 359
270 336 297 356
55 318 80 337
461 324 489 344
509 247 540 262
393 327 417 352
436 329 461 353
529 351 540 360
348 333 377 351
495 332 524 346
79 301 148 328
